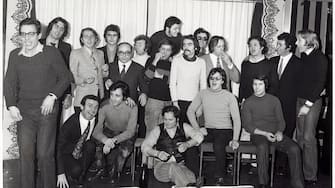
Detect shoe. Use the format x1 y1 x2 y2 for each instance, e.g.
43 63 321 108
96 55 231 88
215 177 225 186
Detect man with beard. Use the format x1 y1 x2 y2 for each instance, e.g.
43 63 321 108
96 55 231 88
169 34 206 176
150 16 183 57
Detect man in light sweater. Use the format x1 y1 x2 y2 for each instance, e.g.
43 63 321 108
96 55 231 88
187 68 241 185
241 75 304 188
169 34 207 176
93 81 138 183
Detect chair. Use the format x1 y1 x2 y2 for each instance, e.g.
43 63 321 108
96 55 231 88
199 142 238 184
131 138 144 181
236 141 276 187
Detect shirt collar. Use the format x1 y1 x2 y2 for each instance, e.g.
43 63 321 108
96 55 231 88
79 113 95 127
280 52 293 61
305 48 314 55
46 37 59 47
18 42 44 57
118 60 132 68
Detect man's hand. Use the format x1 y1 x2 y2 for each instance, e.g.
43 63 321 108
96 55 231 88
41 95 56 116
154 52 162 64
157 151 170 161
57 174 69 188
298 105 310 117
199 127 208 136
177 142 190 153
102 64 109 78
275 131 283 142
221 52 233 67
8 106 23 122
138 93 147 107
104 138 117 149
125 97 136 108
229 140 239 150
264 132 276 142
105 79 113 90
103 144 111 154
63 95 72 109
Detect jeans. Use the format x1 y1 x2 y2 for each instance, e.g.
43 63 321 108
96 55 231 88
17 103 58 188
178 100 192 124
204 129 232 178
296 97 322 181
144 98 172 136
251 134 304 188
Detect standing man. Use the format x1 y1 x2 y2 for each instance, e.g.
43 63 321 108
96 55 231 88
105 42 148 107
133 34 151 67
169 35 206 176
4 18 72 188
193 27 210 57
57 95 99 188
295 30 328 186
269 33 301 175
150 16 183 57
201 36 240 91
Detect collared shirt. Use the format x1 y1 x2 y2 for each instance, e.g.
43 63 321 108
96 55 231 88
79 113 95 140
209 53 233 69
84 46 93 56
305 48 314 55
278 52 293 75
18 42 44 57
118 60 132 73
46 37 59 48
133 53 150 67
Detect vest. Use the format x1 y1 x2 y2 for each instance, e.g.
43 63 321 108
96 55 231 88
155 123 186 163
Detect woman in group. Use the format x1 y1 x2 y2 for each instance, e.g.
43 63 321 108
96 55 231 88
187 68 241 185
70 27 105 112
238 36 278 104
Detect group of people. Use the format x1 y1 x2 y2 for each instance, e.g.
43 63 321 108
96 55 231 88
4 14 328 188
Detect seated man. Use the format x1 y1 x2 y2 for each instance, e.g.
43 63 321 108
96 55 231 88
241 75 304 188
187 68 241 185
57 95 99 188
141 105 204 187
93 81 138 183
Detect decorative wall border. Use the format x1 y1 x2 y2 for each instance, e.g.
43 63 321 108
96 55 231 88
262 0 280 58
5 0 33 159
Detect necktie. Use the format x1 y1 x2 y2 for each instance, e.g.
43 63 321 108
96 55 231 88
72 121 91 159
278 58 284 79
216 56 222 69
120 64 126 79
50 42 56 47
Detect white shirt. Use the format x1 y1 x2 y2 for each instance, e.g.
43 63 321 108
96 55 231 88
305 48 314 55
79 113 95 140
169 55 207 101
118 60 132 73
278 53 293 76
133 53 150 67
209 53 233 69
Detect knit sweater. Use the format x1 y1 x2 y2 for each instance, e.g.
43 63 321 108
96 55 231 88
188 89 241 129
93 101 138 144
169 55 207 102
242 94 285 134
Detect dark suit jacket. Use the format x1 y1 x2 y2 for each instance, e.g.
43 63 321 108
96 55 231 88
106 61 149 102
56 113 97 174
270 55 301 136
98 45 118 64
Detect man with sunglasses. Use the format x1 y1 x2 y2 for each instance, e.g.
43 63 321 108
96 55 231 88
4 18 72 188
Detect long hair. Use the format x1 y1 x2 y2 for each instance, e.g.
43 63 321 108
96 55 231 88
45 17 69 41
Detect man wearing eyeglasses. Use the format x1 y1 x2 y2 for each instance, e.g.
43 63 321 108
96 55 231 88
104 42 148 107
201 36 240 92
4 18 72 188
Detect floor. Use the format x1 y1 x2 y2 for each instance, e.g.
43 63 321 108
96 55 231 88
3 157 331 188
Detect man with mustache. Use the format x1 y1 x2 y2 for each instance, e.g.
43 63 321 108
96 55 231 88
169 34 206 176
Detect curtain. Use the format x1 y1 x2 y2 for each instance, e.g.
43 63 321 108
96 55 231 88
35 0 148 48
148 0 255 95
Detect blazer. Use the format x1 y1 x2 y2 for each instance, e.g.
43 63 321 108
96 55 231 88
201 54 240 91
39 39 72 67
106 61 149 102
98 45 118 64
56 113 97 174
270 55 301 136
70 47 105 106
